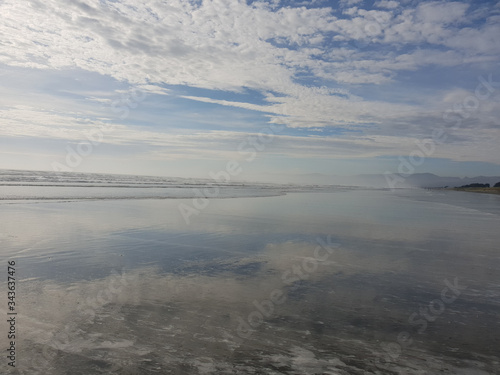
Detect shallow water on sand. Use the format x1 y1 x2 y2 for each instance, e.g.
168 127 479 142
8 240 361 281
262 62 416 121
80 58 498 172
1 186 499 374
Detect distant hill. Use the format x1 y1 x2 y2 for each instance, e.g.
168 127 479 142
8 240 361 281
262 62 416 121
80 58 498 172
245 172 500 189
347 173 500 188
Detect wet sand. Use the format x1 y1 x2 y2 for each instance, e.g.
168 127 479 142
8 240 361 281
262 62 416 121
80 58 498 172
1 188 499 374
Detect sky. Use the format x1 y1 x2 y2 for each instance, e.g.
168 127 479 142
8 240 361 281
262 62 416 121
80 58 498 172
0 0 499 182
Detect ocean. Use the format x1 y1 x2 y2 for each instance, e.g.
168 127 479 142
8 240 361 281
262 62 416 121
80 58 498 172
1 170 499 374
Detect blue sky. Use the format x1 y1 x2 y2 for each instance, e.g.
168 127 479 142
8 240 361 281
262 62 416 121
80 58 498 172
1 0 499 181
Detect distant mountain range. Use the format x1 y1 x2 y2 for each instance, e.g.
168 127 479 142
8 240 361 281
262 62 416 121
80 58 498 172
352 173 500 188
248 173 500 188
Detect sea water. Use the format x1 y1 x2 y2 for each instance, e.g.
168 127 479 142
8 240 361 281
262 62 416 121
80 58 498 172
0 170 499 374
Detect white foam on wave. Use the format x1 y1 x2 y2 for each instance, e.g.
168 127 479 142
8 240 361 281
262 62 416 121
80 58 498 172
0 169 300 202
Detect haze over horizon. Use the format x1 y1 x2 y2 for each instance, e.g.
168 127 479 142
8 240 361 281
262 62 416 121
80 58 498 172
1 0 500 181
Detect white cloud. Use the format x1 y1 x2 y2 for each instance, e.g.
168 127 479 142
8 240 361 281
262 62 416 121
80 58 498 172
374 1 399 9
0 0 499 170
340 0 363 7
0 0 497 102
416 1 469 25
379 1 500 56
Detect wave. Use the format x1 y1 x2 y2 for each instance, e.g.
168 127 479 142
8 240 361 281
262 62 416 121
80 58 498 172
0 169 292 203
0 169 248 186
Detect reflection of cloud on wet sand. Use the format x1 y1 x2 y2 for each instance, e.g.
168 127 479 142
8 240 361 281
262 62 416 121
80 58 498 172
3 238 497 374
